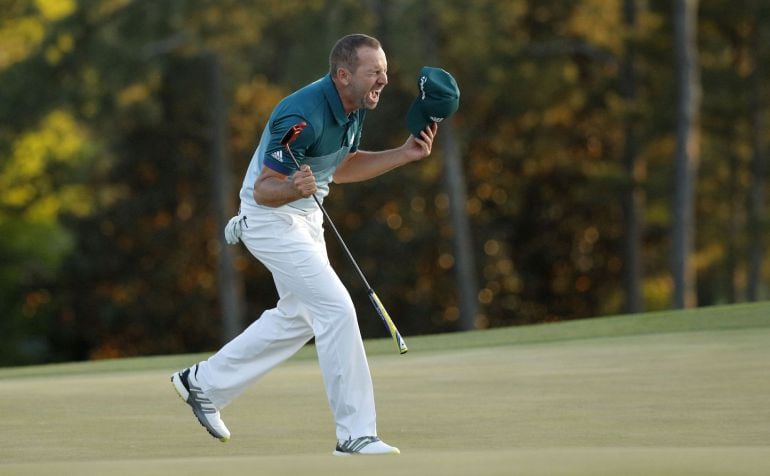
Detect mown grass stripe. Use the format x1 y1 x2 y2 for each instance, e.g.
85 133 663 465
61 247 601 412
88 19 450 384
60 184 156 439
1 301 768 379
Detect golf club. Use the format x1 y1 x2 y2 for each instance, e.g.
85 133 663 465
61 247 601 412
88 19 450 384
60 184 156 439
280 121 408 355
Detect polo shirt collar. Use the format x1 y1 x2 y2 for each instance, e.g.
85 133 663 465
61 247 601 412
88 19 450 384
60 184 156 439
322 74 351 126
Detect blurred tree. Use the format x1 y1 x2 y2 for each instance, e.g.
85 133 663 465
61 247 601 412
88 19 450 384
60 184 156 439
0 106 100 363
745 1 769 301
672 0 701 308
620 0 644 313
421 0 480 331
0 3 63 363
204 51 244 342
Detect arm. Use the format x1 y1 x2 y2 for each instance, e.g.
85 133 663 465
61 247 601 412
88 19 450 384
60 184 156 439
333 123 438 184
253 164 317 207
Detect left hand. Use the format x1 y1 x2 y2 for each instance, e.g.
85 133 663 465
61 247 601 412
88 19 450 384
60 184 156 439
403 122 438 162
224 214 246 245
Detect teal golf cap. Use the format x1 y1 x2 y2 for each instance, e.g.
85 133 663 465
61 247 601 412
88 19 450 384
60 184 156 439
406 66 460 136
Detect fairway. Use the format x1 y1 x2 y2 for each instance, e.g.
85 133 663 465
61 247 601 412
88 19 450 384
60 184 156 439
2 303 770 475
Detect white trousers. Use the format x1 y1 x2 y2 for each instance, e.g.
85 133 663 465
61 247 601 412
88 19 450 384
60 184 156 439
195 206 377 440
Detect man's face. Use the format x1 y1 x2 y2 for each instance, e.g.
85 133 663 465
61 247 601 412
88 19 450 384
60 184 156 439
345 46 388 111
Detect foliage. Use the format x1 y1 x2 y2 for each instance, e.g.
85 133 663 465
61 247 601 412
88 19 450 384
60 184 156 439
0 0 768 364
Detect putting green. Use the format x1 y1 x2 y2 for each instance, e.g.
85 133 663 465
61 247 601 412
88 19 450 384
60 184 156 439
1 304 769 475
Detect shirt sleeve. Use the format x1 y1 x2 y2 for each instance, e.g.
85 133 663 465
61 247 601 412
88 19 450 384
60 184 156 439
263 115 316 175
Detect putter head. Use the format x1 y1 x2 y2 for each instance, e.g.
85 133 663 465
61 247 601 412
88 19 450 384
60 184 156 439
280 121 308 146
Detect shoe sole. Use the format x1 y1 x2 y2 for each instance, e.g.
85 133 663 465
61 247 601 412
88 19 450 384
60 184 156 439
332 449 400 456
171 373 230 443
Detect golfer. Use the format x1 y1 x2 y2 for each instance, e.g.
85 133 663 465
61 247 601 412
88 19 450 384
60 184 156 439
171 33 442 456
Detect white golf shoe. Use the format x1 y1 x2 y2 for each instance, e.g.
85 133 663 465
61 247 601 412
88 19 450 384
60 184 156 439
171 364 231 442
333 436 400 456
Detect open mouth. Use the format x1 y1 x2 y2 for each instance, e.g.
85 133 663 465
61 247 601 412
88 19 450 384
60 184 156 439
368 89 381 103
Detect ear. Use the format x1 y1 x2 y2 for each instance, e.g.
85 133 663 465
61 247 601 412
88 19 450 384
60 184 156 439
335 67 351 86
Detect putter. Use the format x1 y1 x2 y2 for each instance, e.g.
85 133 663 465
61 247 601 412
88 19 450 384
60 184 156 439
280 121 408 355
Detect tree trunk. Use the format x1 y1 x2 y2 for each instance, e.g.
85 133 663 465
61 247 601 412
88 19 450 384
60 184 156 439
420 7 479 331
439 120 480 330
672 0 701 309
747 15 765 301
620 0 644 313
206 52 245 342
726 151 739 302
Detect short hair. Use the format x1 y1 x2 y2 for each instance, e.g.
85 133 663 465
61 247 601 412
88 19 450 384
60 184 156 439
329 34 381 75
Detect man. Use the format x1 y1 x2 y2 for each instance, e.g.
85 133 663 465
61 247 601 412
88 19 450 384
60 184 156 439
171 34 437 456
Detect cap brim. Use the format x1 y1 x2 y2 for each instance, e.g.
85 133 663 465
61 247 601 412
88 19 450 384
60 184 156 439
406 98 428 137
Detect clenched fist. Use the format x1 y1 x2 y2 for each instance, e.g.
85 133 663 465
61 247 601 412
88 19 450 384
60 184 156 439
293 164 317 198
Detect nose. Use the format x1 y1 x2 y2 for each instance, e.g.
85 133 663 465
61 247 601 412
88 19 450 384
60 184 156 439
379 72 388 85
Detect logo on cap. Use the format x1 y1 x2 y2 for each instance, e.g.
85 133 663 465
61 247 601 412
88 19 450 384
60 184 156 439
419 76 428 100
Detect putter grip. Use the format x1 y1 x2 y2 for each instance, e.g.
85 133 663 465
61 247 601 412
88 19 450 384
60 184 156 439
368 291 408 354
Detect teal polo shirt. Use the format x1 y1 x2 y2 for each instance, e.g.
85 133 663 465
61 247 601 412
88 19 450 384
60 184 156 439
239 74 365 212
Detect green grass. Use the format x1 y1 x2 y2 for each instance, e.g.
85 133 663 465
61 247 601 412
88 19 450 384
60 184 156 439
2 302 770 475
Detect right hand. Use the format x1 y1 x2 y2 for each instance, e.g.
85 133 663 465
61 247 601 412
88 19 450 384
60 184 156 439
293 164 317 198
402 122 438 162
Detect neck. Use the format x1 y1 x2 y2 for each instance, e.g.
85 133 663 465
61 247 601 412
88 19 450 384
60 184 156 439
332 77 358 114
